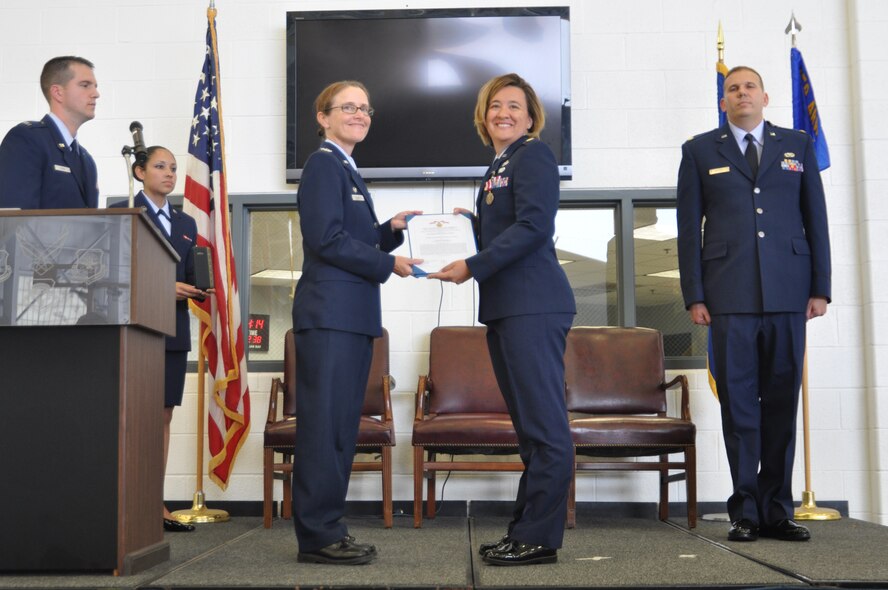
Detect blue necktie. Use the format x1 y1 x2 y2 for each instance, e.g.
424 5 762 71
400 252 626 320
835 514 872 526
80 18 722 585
744 133 759 177
156 208 171 235
70 139 87 193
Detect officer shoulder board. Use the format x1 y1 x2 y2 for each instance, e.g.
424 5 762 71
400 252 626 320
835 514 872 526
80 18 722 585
19 120 47 130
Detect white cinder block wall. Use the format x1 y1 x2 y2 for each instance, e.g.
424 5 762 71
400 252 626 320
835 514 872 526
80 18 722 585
2 0 886 525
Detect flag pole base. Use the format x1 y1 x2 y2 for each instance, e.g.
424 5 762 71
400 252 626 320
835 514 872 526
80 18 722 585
171 491 230 524
794 490 841 521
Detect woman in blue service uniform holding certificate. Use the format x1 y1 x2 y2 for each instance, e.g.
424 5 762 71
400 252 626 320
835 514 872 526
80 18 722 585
290 80 420 565
431 73 576 566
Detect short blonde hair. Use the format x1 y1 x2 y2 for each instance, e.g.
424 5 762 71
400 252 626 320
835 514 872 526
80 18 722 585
473 73 545 147
314 80 370 137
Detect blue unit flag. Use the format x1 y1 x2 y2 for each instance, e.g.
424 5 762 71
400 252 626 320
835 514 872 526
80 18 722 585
791 47 830 170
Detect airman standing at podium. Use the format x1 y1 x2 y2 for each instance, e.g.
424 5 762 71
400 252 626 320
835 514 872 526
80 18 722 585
677 66 831 543
0 56 100 209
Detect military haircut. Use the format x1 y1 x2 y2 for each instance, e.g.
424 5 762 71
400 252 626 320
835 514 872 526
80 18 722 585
40 56 95 103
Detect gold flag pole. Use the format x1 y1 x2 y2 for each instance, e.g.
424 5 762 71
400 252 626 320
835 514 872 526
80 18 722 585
794 349 840 520
785 10 838 522
701 20 731 524
171 1 229 525
172 335 229 524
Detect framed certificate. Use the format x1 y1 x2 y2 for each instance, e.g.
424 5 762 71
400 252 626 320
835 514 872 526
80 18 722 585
405 213 477 277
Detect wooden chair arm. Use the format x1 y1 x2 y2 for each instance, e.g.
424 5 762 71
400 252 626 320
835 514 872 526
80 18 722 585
664 374 691 421
415 375 429 421
382 374 394 421
266 377 283 424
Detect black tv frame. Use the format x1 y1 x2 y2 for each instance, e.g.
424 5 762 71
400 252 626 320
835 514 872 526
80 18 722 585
285 7 571 183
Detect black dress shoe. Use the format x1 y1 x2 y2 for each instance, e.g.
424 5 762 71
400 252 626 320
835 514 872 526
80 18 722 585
727 519 759 542
483 541 557 566
479 534 511 556
760 519 810 541
344 534 377 555
163 518 195 532
297 537 376 565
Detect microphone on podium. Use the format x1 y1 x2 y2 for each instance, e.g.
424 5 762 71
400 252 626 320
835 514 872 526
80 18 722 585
129 121 148 166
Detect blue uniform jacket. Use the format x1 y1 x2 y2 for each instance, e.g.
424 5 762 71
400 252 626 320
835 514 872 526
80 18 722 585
292 141 403 338
0 114 99 209
677 122 831 315
466 136 575 323
111 192 196 351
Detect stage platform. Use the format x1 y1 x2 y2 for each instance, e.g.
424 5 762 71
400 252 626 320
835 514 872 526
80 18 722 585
2 505 887 589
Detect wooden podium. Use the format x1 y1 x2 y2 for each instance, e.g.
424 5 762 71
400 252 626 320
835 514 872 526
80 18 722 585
0 209 177 575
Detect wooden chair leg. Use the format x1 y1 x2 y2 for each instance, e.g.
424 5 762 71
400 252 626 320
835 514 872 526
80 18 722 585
282 456 293 520
413 445 424 528
263 448 274 528
687 446 697 528
426 452 436 520
658 454 669 521
567 457 577 529
382 446 393 528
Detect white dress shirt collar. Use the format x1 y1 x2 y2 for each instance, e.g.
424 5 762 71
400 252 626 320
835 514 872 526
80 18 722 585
728 119 765 152
47 113 76 148
325 140 358 171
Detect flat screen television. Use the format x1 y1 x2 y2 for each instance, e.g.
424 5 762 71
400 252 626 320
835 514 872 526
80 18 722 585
286 7 571 182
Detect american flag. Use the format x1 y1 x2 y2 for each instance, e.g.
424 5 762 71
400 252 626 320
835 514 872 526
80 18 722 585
183 7 250 490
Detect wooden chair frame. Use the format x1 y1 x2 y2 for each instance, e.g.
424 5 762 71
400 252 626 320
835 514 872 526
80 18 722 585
263 330 394 528
564 327 697 529
411 326 522 528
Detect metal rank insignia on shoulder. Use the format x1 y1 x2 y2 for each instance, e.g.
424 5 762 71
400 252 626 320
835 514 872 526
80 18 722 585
320 147 332 152
485 192 494 205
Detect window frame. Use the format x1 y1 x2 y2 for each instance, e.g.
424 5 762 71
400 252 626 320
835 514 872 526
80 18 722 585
227 188 703 372
556 189 701 370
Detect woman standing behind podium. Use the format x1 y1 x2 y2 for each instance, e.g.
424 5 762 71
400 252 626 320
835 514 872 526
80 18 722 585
430 73 576 566
111 146 208 532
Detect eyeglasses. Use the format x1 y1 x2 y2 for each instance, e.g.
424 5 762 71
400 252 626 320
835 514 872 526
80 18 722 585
326 103 375 117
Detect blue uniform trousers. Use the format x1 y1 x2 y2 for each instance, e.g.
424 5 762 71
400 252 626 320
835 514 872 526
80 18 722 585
291 328 373 552
710 312 806 526
485 312 574 549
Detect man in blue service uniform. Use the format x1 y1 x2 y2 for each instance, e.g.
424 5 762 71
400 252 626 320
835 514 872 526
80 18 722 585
0 56 100 209
677 66 831 543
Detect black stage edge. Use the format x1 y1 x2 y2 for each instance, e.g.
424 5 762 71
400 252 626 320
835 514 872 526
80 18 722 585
0 503 882 590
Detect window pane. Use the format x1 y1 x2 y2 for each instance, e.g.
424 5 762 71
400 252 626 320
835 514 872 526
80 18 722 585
246 209 302 362
555 208 619 326
633 206 706 357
